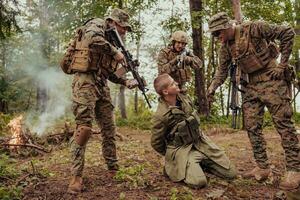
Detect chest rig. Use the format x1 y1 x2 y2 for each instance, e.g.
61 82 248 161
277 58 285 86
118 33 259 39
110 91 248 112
70 19 118 79
231 23 278 75
165 47 192 86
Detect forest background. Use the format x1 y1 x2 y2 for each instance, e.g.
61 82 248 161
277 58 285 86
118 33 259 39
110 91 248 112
0 0 299 199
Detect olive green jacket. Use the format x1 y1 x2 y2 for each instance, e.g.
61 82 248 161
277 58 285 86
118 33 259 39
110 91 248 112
151 94 230 182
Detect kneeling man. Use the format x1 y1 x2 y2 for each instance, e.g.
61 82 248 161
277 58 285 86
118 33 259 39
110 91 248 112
151 74 236 188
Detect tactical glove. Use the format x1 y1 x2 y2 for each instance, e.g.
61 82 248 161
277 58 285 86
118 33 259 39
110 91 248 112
268 63 286 80
192 57 202 69
125 79 139 89
184 56 193 65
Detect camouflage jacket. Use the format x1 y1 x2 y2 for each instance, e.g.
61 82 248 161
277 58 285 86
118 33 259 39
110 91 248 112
157 45 202 87
151 94 230 181
74 18 127 85
209 21 295 93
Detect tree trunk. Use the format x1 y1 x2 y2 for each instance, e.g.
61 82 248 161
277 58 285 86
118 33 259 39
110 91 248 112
36 0 48 112
134 8 142 113
293 0 299 112
189 0 209 116
118 85 127 119
231 0 243 23
117 0 127 119
0 41 8 113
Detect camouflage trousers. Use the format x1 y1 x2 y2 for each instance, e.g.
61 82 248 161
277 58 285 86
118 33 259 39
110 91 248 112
70 74 117 176
243 80 300 171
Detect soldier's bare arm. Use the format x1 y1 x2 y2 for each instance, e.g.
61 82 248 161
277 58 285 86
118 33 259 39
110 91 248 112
208 44 231 94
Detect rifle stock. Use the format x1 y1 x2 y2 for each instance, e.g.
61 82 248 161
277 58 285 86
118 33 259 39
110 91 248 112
105 28 152 108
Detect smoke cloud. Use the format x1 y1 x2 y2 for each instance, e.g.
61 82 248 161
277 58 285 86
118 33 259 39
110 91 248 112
7 33 72 136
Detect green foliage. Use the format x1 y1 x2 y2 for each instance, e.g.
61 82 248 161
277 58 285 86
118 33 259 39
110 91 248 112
116 94 154 130
0 186 21 200
160 15 190 35
169 187 194 200
0 113 13 135
114 164 147 189
0 154 19 180
0 0 21 40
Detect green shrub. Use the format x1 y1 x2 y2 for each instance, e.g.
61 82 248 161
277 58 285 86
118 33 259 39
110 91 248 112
0 186 21 200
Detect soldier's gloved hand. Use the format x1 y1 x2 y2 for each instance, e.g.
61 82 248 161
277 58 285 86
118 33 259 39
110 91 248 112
192 57 202 69
184 56 193 65
125 79 139 89
114 51 125 63
268 63 286 80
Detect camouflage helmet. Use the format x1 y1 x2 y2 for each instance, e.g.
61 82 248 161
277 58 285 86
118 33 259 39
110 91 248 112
105 8 132 32
208 12 231 33
171 31 189 44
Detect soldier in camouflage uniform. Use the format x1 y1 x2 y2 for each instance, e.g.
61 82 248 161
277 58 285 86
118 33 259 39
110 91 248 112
206 12 300 190
157 31 202 93
67 9 137 194
151 74 236 188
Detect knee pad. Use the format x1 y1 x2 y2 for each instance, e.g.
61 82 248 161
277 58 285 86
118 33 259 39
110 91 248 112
74 126 92 146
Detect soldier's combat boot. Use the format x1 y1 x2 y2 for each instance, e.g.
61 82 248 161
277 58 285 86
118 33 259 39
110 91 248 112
279 171 300 191
242 166 271 181
107 162 119 171
67 176 83 194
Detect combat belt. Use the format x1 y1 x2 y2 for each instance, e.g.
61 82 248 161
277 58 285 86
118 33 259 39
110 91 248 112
167 110 201 147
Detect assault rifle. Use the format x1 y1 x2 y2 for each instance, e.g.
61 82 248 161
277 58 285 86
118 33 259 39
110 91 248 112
229 61 241 129
177 49 189 68
105 27 151 108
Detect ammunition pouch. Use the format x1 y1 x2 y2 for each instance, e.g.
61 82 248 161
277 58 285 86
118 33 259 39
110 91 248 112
177 67 192 83
60 39 76 74
169 111 200 147
74 126 92 146
236 24 277 75
284 64 296 82
239 50 265 74
268 42 279 59
70 48 98 73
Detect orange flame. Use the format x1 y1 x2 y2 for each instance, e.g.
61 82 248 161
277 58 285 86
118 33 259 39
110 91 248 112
7 115 26 149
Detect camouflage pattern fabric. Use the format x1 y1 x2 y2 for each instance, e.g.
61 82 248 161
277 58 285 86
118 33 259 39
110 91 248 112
208 20 300 172
157 45 201 90
243 80 300 171
69 17 128 176
71 73 119 175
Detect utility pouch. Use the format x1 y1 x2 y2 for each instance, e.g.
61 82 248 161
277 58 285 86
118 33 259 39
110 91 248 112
70 48 90 72
60 39 76 74
268 42 279 59
178 68 192 83
70 48 98 72
239 50 265 74
186 111 201 141
176 120 193 146
284 64 296 82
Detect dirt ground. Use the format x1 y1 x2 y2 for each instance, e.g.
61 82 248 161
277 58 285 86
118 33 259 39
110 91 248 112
18 126 300 200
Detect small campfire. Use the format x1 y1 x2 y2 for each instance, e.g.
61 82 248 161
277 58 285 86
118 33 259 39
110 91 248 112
1 115 50 155
7 115 31 151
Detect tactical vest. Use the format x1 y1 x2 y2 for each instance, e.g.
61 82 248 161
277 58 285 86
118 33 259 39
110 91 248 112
162 47 192 85
167 108 201 147
70 27 99 73
233 22 279 74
